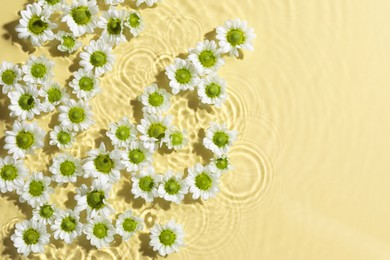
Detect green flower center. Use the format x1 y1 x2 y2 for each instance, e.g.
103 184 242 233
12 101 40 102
216 157 228 170
18 94 35 111
139 176 154 192
164 178 180 195
23 228 40 245
16 131 34 150
175 69 191 84
170 132 183 146
31 63 47 79
0 165 17 181
94 154 114 174
90 51 107 67
1 69 16 85
93 223 108 239
205 83 221 98
29 180 44 196
122 218 137 233
68 107 85 123
79 77 94 91
148 92 164 107
159 230 176 246
115 126 130 141
46 0 60 5
227 29 245 46
129 13 140 28
57 131 71 145
71 6 91 25
195 173 212 191
87 190 105 209
147 123 166 140
61 216 77 232
213 132 229 147
198 50 216 68
28 15 48 35
63 36 75 49
128 149 145 164
39 204 54 219
107 18 122 35
60 161 76 176
47 87 62 103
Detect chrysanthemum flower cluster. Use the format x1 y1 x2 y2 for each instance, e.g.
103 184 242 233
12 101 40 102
0 0 255 256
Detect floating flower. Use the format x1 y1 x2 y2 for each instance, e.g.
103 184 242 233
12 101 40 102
186 163 219 200
37 0 65 12
0 156 28 193
49 153 83 184
83 216 115 248
8 85 42 121
22 55 54 84
62 0 99 37
135 0 161 7
120 141 152 173
165 58 200 95
158 170 188 204
49 125 76 149
104 0 125 5
188 40 224 76
58 99 94 132
115 210 143 241
69 69 101 100
197 74 227 108
19 172 54 208
149 220 184 256
32 203 58 225
208 155 232 176
79 39 115 76
97 7 127 46
56 31 83 53
203 122 237 156
0 61 22 94
162 127 188 151
131 166 161 202
51 209 83 244
138 84 171 115
137 114 172 151
124 11 144 37
106 116 137 149
39 81 69 113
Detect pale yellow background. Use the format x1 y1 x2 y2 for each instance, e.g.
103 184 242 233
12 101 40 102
1 0 390 259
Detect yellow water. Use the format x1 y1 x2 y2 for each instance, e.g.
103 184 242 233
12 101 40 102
1 0 390 259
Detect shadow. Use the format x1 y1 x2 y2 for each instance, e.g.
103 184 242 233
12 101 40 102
0 136 7 157
94 129 112 150
130 99 143 124
112 235 122 247
0 94 14 126
139 233 158 259
51 236 65 250
204 28 217 41
192 128 214 163
3 192 33 218
64 191 77 209
182 193 203 205
2 19 36 54
154 197 171 211
42 131 59 156
157 144 174 156
48 112 60 128
2 226 18 259
117 178 132 204
47 39 68 58
68 54 82 72
77 235 94 254
154 70 171 93
128 1 154 10
237 49 244 60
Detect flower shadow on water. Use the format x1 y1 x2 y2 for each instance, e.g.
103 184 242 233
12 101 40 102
129 98 143 124
2 19 36 54
192 128 214 164
117 179 146 209
2 226 18 259
139 233 158 259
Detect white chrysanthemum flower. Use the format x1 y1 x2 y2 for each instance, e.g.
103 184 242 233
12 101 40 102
162 127 188 151
0 156 28 193
104 0 124 5
83 142 123 184
58 99 94 132
137 114 172 151
37 0 65 12
115 210 143 241
19 172 54 208
4 121 45 160
149 220 184 256
79 40 115 76
69 69 100 100
124 11 144 37
165 58 200 95
188 40 224 76
15 3 56 46
216 19 256 57
131 167 161 203
97 7 127 46
0 61 22 94
120 141 152 173
135 0 161 7
106 117 137 149
8 85 42 120
50 154 83 184
74 179 114 219
83 216 115 248
39 81 69 113
49 125 76 149
56 31 83 53
51 209 83 244
61 0 99 37
208 155 232 176
139 84 171 115
197 74 228 108
22 55 54 85
186 163 219 200
203 122 237 157
158 170 188 204
32 203 58 225
10 220 50 257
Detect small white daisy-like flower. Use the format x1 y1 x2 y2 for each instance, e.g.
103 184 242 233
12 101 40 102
208 155 232 176
115 210 143 241
149 220 184 256
22 55 54 84
137 114 172 151
131 166 161 203
203 122 237 157
19 172 54 208
166 58 200 95
124 11 144 37
0 61 22 94
216 19 256 57
186 163 219 200
39 81 69 113
83 142 123 184
32 203 58 225
162 127 188 151
51 209 83 244
158 170 188 204
37 0 65 12
50 154 83 184
15 3 56 46
104 0 125 5
69 69 101 100
188 40 224 76
197 74 228 108
10 219 50 257
4 121 45 160
79 40 115 77
62 0 99 37
135 0 161 7
97 7 127 46
49 125 76 149
84 216 115 248
120 141 152 173
0 156 28 193
58 99 94 132
56 31 83 53
106 117 137 149
139 84 171 115
74 179 114 219
8 85 42 121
